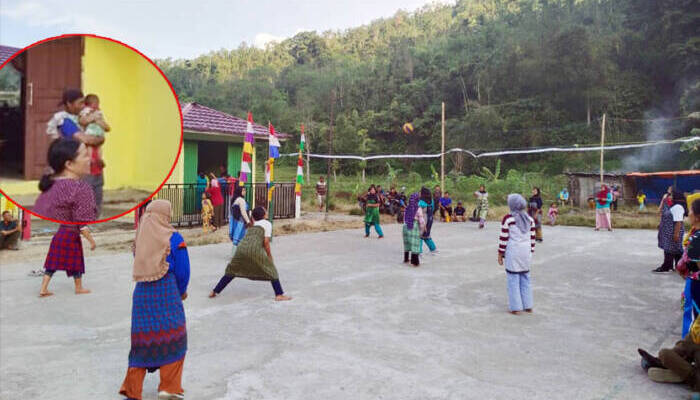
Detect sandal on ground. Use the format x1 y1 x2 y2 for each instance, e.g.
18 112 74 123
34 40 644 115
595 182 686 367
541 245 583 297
648 367 683 383
158 391 185 400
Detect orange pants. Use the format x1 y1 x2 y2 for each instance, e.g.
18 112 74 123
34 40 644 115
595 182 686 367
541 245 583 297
119 358 184 400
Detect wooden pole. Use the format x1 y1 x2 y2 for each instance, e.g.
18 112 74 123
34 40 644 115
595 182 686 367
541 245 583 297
441 102 445 190
600 113 606 184
326 90 335 214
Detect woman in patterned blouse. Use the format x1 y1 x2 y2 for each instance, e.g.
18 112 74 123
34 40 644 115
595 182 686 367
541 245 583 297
33 138 97 297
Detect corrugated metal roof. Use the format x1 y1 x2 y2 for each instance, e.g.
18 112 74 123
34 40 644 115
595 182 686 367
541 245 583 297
626 170 700 178
0 45 21 66
181 102 290 139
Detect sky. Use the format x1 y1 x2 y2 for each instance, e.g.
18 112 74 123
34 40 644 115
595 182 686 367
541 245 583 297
0 0 448 60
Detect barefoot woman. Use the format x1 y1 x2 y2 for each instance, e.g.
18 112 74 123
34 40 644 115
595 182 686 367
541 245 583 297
33 138 97 297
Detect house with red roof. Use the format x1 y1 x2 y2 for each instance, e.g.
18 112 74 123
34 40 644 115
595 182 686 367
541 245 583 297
171 102 289 185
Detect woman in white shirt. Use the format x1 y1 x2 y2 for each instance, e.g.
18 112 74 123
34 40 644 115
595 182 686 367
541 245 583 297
653 191 687 273
229 185 251 255
210 206 291 301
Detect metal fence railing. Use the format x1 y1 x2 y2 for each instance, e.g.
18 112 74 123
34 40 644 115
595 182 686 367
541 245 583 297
156 182 296 227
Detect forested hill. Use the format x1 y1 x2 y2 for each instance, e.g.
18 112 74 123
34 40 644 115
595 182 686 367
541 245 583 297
157 0 699 175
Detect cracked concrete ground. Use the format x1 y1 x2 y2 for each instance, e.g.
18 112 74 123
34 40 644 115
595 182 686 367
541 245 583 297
0 222 690 399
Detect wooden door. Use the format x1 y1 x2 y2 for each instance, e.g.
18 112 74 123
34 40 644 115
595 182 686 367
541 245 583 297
24 37 83 180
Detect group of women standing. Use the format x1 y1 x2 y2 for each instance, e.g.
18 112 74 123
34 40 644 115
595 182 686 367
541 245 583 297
32 137 290 398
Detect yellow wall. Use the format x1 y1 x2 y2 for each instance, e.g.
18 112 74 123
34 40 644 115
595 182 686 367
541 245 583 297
82 37 182 191
0 193 20 218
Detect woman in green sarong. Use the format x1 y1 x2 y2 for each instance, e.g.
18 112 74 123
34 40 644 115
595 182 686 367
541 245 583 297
363 185 384 238
209 206 291 301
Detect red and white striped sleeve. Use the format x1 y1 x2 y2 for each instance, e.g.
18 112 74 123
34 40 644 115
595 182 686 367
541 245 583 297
530 216 536 252
498 214 512 255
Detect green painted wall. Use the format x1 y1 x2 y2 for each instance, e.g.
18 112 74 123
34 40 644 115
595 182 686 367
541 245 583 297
183 140 199 184
183 140 199 214
227 143 242 177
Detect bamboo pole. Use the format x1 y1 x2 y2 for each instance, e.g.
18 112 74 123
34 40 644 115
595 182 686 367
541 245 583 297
600 113 606 184
441 101 445 190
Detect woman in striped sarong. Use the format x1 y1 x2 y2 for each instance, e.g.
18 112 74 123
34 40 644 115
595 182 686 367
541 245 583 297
33 138 97 297
403 193 426 267
119 200 190 400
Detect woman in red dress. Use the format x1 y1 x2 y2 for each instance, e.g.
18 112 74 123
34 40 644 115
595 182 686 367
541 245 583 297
206 172 225 229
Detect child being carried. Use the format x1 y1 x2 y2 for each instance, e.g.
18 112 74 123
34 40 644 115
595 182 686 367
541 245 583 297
79 94 111 169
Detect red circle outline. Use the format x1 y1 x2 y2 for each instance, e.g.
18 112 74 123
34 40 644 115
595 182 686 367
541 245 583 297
0 33 184 226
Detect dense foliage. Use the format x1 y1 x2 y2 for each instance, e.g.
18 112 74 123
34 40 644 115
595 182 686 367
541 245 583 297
157 0 699 176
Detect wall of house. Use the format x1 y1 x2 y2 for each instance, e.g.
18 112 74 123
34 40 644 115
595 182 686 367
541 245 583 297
82 37 181 191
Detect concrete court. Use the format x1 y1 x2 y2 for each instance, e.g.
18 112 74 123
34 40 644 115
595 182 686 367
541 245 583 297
0 222 690 399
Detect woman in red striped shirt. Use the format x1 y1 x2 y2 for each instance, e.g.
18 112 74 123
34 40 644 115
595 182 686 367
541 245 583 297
498 194 536 315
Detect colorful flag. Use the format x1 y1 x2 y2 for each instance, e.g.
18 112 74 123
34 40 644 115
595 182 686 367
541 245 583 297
266 122 279 201
268 123 280 159
240 112 255 186
295 124 305 196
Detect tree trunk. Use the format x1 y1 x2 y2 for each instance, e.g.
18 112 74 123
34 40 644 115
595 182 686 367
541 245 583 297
459 76 469 114
477 76 481 102
452 151 464 175
362 168 366 183
587 95 591 126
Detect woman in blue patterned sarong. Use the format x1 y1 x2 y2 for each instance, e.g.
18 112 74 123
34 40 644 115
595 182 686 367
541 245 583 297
229 185 251 256
119 200 190 400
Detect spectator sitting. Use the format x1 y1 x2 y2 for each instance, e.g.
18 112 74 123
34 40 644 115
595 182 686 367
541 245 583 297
454 201 467 222
0 211 20 250
439 191 453 222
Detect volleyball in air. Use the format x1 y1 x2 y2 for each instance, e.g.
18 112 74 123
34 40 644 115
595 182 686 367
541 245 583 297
402 122 414 134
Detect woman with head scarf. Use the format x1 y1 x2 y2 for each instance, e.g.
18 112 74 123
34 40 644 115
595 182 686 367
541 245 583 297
528 187 544 242
119 200 190 400
498 194 536 315
403 193 426 267
594 184 613 231
34 138 97 297
419 187 438 254
653 190 687 273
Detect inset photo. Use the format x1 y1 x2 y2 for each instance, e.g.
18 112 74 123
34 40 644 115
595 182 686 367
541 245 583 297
0 34 182 224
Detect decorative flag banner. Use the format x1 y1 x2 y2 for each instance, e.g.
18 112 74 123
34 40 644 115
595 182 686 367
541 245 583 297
278 136 700 161
295 124 305 196
266 122 280 202
240 112 255 186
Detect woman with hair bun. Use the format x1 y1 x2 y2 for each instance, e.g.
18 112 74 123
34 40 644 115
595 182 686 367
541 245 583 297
33 138 97 297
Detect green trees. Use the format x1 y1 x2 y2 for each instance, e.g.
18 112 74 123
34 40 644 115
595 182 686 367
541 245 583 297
158 0 699 175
